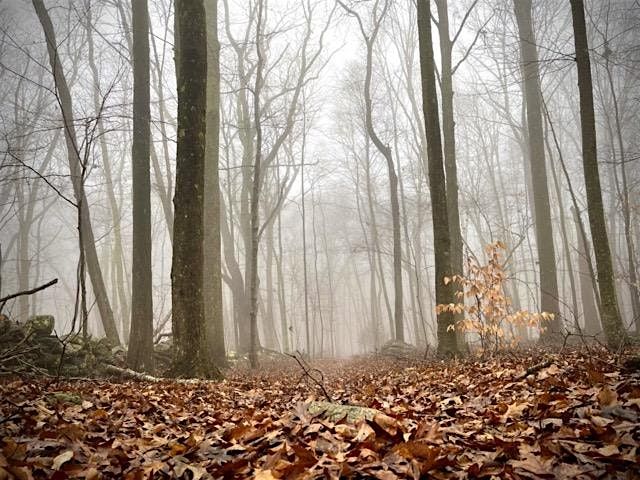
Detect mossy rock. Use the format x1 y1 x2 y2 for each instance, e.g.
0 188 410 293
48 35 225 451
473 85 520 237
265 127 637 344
44 391 83 405
25 315 55 337
307 401 382 423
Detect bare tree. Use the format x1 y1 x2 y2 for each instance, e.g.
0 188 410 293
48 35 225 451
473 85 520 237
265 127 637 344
32 0 120 345
127 0 154 372
513 0 561 337
417 0 457 356
203 0 226 365
569 0 625 347
339 0 404 342
171 0 221 378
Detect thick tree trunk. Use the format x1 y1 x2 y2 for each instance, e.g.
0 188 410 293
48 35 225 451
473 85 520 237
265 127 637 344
171 0 220 378
128 0 154 372
570 0 625 347
32 0 120 345
513 0 561 338
417 0 457 356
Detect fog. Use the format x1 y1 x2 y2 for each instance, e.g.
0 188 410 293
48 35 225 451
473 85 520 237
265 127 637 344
1 0 639 364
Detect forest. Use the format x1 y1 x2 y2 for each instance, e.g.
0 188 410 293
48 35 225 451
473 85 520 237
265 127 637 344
1 0 639 478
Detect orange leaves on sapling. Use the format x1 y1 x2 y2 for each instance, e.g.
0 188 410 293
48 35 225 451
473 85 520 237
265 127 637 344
438 242 554 353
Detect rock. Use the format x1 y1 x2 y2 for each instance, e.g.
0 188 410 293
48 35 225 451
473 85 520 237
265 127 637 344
45 392 83 405
378 340 420 359
25 315 54 337
307 401 382 422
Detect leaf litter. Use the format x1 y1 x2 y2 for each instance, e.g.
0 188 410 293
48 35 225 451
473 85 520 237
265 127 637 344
1 348 639 479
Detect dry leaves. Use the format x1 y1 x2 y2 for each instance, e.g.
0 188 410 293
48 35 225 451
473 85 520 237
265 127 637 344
1 348 639 478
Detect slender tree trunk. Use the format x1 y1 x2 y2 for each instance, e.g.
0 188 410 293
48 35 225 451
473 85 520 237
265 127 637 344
435 0 465 348
417 0 457 356
263 220 277 349
513 0 561 337
203 0 226 364
546 133 579 330
602 62 640 332
339 0 403 341
32 0 120 345
301 158 311 357
248 0 265 368
275 198 289 353
128 0 154 371
570 0 625 347
572 207 601 335
85 2 131 338
363 152 393 331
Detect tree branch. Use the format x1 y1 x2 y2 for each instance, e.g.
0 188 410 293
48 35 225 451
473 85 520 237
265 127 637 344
0 278 58 312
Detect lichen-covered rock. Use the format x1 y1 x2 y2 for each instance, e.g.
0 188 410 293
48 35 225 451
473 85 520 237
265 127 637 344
378 340 420 359
307 401 382 423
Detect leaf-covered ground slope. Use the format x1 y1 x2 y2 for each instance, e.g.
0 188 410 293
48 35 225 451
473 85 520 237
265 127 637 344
1 349 639 479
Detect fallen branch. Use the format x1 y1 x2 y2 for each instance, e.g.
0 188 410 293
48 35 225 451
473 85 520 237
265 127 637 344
287 352 332 401
516 359 553 380
0 279 58 312
104 364 164 382
104 364 219 384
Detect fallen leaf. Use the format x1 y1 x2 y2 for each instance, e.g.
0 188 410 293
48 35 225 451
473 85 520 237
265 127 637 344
597 387 618 407
52 450 74 471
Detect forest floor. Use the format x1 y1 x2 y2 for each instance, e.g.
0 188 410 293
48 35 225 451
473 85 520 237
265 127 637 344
1 348 639 479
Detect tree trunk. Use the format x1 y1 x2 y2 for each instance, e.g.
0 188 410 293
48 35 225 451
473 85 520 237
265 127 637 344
339 0 403 342
435 0 465 349
569 0 625 347
203 0 226 365
602 60 640 332
417 0 457 356
128 0 154 372
171 0 220 378
572 207 601 335
32 0 120 345
85 1 131 339
546 133 579 331
248 0 266 368
513 0 561 338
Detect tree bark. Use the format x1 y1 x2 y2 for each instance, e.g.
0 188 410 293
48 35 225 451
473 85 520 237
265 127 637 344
513 0 561 338
171 0 221 378
128 0 154 372
435 0 465 348
416 0 457 356
203 0 226 365
572 207 601 335
569 0 625 347
248 0 266 368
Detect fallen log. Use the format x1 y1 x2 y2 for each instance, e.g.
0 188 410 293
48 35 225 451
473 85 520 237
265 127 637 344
104 364 163 382
104 364 220 383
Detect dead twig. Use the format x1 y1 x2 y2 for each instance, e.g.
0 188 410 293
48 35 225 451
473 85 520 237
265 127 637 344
516 359 553 381
286 351 332 401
